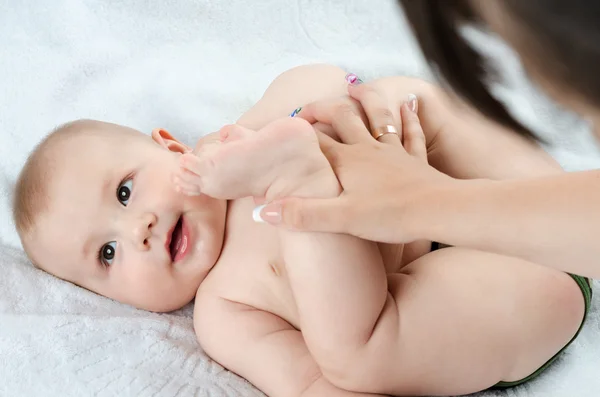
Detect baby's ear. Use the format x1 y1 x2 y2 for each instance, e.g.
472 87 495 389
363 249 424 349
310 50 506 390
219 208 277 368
151 128 190 154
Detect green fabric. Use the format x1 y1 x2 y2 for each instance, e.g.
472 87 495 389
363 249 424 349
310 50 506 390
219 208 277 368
493 274 593 389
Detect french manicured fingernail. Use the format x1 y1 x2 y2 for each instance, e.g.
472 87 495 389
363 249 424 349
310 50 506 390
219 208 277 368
252 203 282 224
407 94 418 113
345 73 363 86
289 107 302 117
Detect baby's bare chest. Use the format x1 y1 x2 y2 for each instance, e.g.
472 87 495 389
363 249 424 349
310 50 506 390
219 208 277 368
212 237 301 328
211 243 407 331
205 200 301 327
205 198 406 329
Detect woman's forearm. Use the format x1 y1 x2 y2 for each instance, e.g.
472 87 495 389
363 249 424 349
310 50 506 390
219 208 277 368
417 171 600 278
432 119 562 182
422 84 562 180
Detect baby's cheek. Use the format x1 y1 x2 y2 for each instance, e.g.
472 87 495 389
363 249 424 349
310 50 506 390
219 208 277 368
120 267 183 310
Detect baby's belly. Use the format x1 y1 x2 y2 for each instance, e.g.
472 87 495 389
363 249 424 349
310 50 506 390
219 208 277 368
214 200 408 330
233 244 408 330
258 259 302 329
216 258 302 329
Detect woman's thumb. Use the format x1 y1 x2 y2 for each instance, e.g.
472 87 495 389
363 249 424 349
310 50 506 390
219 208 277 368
252 197 346 233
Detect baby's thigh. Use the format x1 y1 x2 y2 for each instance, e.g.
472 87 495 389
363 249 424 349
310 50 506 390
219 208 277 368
396 247 585 386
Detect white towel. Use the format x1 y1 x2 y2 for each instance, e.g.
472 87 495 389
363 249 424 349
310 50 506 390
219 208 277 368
0 1 598 396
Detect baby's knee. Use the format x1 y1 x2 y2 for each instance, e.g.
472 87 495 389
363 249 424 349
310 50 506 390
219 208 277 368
506 270 587 382
263 116 315 138
541 272 586 333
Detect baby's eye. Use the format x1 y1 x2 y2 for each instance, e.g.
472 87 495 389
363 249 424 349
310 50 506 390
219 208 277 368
117 178 133 206
99 241 117 267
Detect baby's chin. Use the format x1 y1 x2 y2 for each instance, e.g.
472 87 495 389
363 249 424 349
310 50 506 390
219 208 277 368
126 288 198 313
116 271 210 313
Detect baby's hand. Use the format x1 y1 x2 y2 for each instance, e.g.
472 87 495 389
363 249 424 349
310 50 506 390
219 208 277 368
174 117 339 201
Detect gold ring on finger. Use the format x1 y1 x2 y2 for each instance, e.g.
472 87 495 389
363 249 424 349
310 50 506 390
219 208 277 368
372 125 399 141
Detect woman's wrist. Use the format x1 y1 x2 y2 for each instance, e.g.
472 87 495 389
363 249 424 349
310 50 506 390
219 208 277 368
406 177 491 243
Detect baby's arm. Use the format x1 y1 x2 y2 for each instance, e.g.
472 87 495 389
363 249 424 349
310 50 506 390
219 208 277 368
180 65 401 388
185 66 580 396
181 86 401 395
194 295 386 397
236 64 349 130
190 120 581 395
274 163 396 388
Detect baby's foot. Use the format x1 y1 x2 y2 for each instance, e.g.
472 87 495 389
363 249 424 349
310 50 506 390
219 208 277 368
176 117 340 200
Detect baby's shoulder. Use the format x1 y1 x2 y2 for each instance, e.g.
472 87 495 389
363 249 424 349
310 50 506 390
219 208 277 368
192 282 235 339
191 269 251 328
192 282 268 354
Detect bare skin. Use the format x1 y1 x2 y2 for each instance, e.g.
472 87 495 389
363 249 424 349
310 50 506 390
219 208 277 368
180 66 585 396
30 65 586 397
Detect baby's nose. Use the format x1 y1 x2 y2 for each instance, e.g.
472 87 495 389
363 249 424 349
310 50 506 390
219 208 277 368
130 212 157 250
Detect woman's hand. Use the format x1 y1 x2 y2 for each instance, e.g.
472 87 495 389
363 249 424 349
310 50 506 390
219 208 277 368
254 81 458 244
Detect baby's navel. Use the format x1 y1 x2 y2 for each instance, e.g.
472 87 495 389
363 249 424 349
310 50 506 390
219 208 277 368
269 260 281 277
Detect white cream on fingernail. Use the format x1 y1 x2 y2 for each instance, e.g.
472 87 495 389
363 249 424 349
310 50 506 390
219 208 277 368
407 93 418 113
252 205 266 223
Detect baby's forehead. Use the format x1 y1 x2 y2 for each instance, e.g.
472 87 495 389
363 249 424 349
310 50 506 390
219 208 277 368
32 170 109 279
52 126 128 151
46 134 111 182
19 121 149 274
26 196 92 281
42 132 128 213
51 126 147 168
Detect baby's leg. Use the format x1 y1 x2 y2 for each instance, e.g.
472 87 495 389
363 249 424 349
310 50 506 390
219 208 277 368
181 117 409 390
340 247 586 396
178 117 340 200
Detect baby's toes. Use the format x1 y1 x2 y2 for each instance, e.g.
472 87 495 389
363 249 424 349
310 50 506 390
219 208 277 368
178 168 203 186
180 153 214 176
172 172 202 196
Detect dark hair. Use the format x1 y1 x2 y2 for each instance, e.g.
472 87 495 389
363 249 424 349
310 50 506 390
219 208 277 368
400 0 600 142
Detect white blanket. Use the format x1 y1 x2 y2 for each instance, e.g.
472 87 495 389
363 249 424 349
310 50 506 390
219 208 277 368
0 1 598 396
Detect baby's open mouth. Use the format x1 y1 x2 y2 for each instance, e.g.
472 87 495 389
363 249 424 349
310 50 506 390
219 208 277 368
169 216 184 261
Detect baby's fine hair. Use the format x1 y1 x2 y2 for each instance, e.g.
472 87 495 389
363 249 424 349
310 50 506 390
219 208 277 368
13 119 94 254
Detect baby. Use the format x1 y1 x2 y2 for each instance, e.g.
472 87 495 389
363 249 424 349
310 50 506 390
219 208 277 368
13 64 591 396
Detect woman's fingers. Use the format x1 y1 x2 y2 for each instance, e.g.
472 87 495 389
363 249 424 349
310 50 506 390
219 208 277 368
347 81 402 146
312 121 337 141
253 196 350 233
296 98 372 145
315 131 346 170
401 96 427 161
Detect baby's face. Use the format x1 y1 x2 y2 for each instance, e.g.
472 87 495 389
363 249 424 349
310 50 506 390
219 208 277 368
29 124 226 312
